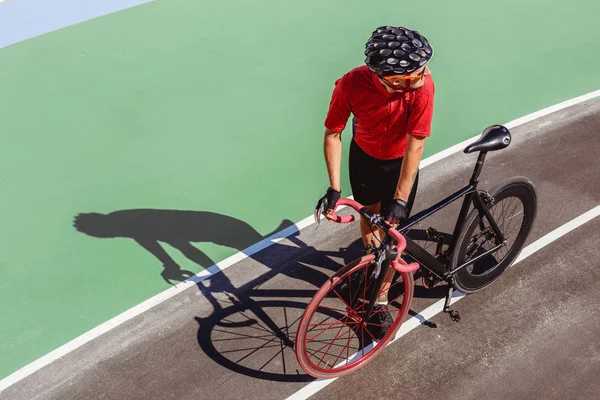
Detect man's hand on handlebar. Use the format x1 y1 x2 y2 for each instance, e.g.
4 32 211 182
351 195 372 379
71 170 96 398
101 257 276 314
315 187 341 223
381 199 408 225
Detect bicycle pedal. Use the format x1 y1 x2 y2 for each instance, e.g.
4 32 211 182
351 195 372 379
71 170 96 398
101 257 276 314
422 273 443 289
447 309 461 322
422 278 442 289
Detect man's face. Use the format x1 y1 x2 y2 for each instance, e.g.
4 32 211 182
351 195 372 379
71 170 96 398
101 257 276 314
378 66 427 92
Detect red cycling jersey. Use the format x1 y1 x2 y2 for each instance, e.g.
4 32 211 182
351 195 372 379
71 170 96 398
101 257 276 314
324 65 435 160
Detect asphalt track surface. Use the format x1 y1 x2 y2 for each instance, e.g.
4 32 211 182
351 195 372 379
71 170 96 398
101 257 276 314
2 99 600 399
3 0 600 380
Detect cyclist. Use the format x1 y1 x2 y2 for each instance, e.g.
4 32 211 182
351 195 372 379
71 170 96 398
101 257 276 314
316 25 435 338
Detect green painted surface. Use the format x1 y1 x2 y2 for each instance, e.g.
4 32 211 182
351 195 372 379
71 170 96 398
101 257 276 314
1 0 599 379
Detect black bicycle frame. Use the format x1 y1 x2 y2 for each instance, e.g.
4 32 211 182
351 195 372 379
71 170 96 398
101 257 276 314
390 151 506 282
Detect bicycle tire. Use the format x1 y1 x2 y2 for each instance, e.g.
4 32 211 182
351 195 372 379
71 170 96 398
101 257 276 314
450 176 538 294
295 254 414 379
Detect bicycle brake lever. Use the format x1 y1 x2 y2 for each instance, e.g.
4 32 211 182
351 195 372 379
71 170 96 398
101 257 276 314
371 254 383 279
315 203 326 228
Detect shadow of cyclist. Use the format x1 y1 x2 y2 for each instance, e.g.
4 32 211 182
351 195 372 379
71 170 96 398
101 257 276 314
73 207 363 382
73 208 411 382
73 209 295 285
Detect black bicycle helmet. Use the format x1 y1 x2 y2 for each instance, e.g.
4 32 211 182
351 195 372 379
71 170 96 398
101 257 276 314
364 26 434 76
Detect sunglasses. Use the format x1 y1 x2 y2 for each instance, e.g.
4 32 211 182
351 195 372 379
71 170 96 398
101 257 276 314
380 68 426 87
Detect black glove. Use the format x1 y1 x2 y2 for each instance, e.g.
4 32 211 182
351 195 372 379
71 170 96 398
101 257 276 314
381 199 408 225
316 187 341 215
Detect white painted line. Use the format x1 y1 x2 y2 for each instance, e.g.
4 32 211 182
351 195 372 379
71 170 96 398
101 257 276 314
1 90 599 393
514 205 600 264
503 90 600 130
420 89 600 169
286 204 600 400
0 213 312 393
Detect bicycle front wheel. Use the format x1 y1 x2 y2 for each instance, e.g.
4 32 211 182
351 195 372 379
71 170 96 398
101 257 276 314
451 176 538 294
295 254 414 379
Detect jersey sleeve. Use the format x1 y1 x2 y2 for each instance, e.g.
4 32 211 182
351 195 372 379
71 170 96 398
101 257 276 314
407 76 435 138
324 75 352 133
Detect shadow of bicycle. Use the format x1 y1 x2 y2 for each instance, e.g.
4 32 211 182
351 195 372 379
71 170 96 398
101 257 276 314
73 207 450 382
193 235 367 382
73 206 368 382
192 228 451 382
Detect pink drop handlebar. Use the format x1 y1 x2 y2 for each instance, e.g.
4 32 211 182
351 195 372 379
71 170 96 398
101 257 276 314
316 198 419 274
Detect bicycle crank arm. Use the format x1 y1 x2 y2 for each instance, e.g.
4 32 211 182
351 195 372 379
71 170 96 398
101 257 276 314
443 286 461 322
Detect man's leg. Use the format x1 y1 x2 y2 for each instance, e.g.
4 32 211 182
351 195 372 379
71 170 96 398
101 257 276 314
349 140 385 251
359 202 383 249
360 171 419 266
357 202 396 304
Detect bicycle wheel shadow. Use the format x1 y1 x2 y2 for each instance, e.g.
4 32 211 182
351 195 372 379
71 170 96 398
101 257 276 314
191 228 456 381
193 236 368 382
73 207 365 382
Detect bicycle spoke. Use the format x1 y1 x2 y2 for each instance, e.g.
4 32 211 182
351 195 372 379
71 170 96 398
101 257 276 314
498 194 508 222
308 320 358 328
306 340 359 360
362 324 379 342
309 338 359 351
468 237 487 259
496 199 522 230
306 346 323 361
498 209 523 233
386 279 405 305
316 323 350 367
306 314 337 334
505 203 523 238
387 293 405 307
361 323 365 358
495 197 524 260
345 326 351 366
332 288 352 310
504 198 520 230
348 273 353 308
502 199 519 230
316 305 348 314
308 322 357 333
306 315 351 343
370 307 401 315
330 326 355 368
363 269 368 305
364 321 388 328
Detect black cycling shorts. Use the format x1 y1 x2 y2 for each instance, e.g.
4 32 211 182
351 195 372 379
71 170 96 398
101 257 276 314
348 139 419 215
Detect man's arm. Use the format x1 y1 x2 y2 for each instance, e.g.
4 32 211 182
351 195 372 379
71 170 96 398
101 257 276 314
394 135 426 201
323 128 343 192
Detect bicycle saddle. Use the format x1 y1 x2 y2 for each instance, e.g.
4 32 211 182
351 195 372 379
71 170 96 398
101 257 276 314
464 125 511 154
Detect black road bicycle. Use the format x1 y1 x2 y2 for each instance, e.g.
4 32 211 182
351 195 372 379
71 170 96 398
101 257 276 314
296 125 538 378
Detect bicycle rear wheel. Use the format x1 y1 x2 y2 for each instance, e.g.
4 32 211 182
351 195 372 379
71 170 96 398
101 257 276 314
451 176 538 293
295 254 414 379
